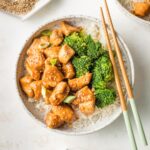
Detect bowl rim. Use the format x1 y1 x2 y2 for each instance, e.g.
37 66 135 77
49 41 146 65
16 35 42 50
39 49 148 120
114 0 150 26
15 15 135 135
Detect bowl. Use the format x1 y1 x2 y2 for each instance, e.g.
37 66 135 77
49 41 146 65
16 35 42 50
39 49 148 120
21 0 52 20
1 0 52 20
16 15 135 135
114 0 150 26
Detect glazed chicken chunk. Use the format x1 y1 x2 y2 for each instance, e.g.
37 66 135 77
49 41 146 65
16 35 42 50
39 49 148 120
27 36 50 55
68 73 92 91
25 52 45 80
44 46 61 59
73 86 95 115
79 101 95 116
52 105 75 123
45 112 64 128
50 29 64 46
25 61 41 80
45 105 75 128
58 44 75 64
61 21 81 36
62 62 75 79
30 80 42 100
49 82 70 106
133 2 150 17
26 52 45 71
20 75 34 98
42 64 64 88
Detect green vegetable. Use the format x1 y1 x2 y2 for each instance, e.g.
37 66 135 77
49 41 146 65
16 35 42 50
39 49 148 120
64 32 87 56
92 55 115 108
100 56 113 82
39 42 50 49
93 76 107 89
41 30 51 36
94 55 113 82
72 56 92 77
92 65 104 89
50 58 57 66
86 35 102 60
41 86 46 99
63 96 76 104
95 88 116 108
64 32 107 59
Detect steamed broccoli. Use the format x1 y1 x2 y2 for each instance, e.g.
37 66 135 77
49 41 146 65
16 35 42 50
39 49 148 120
92 54 115 107
92 66 106 89
100 56 114 82
72 56 92 77
64 32 87 56
86 35 102 60
64 32 106 59
95 55 113 82
95 88 116 108
92 55 113 90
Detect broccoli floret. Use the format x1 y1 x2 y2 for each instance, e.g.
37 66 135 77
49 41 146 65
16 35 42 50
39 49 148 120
92 54 113 89
92 66 107 89
72 56 92 77
95 55 113 82
95 88 116 108
86 35 102 60
64 32 107 60
64 32 87 56
100 56 113 82
92 54 116 107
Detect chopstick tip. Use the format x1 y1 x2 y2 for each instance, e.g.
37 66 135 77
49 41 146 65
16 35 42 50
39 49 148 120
100 6 103 12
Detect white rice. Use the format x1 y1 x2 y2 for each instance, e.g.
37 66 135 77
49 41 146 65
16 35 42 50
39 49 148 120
119 0 150 21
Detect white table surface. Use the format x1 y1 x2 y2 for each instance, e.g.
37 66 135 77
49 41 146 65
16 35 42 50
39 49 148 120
0 0 150 150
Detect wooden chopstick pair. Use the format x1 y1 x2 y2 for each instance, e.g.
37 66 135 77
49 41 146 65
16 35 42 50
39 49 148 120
99 0 147 149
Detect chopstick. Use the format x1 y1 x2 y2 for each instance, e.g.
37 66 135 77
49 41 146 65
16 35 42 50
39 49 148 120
100 7 137 150
103 0 147 146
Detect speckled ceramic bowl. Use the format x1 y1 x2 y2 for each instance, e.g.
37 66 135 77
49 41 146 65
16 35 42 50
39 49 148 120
16 16 135 135
114 0 150 26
